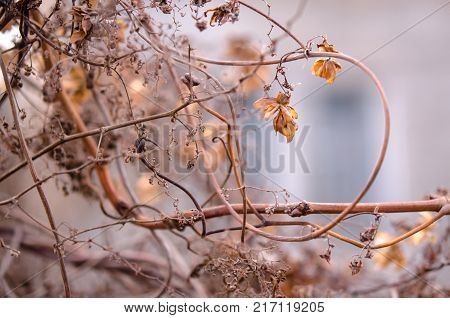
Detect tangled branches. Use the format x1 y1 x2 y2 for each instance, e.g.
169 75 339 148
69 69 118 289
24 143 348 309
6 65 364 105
0 0 448 297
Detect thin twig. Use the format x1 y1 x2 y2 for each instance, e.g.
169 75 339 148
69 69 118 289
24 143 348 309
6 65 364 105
0 56 71 298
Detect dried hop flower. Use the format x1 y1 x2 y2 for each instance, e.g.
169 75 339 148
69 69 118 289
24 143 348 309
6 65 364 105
69 5 97 43
204 0 240 26
311 40 342 84
254 92 299 143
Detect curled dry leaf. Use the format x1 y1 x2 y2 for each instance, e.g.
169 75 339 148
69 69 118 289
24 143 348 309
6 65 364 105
254 92 299 142
86 0 98 7
311 40 342 84
317 41 339 54
70 30 87 44
70 5 97 43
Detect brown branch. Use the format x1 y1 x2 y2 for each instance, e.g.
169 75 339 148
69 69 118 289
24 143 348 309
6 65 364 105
1 1 443 257
0 89 240 183
133 198 447 230
238 1 307 50
181 49 391 243
201 204 450 250
0 56 71 297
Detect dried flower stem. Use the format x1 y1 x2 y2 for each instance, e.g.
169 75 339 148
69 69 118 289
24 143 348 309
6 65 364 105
238 1 307 50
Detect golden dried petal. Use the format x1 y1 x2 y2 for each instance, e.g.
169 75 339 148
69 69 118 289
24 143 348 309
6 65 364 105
253 97 277 109
70 30 86 43
318 41 339 53
263 105 278 120
311 59 342 84
323 61 337 84
275 92 290 105
287 106 298 119
87 0 98 8
272 107 299 143
255 93 299 142
311 59 325 75
273 112 282 131
283 123 297 142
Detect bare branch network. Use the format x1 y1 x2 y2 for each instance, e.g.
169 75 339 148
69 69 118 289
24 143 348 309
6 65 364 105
0 0 448 297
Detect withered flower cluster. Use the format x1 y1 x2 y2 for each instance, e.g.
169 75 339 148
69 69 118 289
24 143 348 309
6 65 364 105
204 0 240 26
311 40 342 84
70 6 97 43
254 92 299 142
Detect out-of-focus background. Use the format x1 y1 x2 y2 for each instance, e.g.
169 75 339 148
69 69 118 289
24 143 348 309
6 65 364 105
179 0 450 203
